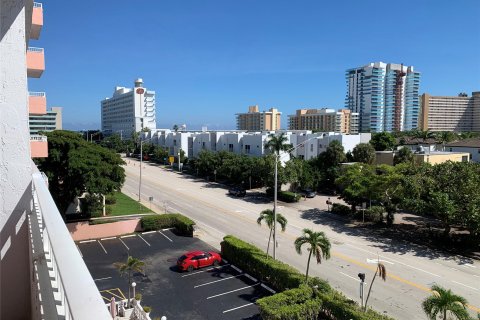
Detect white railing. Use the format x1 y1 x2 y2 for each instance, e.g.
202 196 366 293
30 134 47 142
33 2 43 8
28 47 44 53
105 299 152 320
30 172 111 320
29 91 46 97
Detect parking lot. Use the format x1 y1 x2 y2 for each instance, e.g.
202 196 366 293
77 230 273 319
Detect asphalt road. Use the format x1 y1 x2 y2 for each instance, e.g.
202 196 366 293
122 158 480 320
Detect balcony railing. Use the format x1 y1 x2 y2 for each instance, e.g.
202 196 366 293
30 134 47 142
27 47 45 78
31 2 43 39
29 91 46 97
29 92 47 115
33 2 43 7
28 46 44 53
30 171 111 320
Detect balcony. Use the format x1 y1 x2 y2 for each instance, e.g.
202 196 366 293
30 171 112 319
28 92 47 115
30 134 48 158
27 47 45 78
31 2 43 39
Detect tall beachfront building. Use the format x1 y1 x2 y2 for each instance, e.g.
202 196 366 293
236 105 282 131
345 62 420 133
288 108 359 134
29 106 62 134
101 78 156 137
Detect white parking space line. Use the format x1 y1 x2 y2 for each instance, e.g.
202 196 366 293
97 240 107 254
223 302 255 313
339 272 367 285
142 231 156 235
121 234 136 239
194 274 244 288
101 237 116 241
451 280 479 292
158 231 173 242
118 238 129 250
79 239 96 243
94 277 112 281
261 284 276 294
181 264 230 278
161 228 175 231
231 265 242 273
76 245 83 257
138 234 151 247
207 284 260 299
244 274 257 282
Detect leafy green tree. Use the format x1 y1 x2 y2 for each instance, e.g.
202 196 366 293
373 165 405 226
427 192 457 237
173 124 179 132
352 143 376 164
435 131 457 151
422 285 471 320
336 163 376 212
257 209 288 258
294 229 331 282
114 256 145 306
101 133 125 152
370 132 396 151
394 147 414 165
414 129 435 143
35 131 125 217
310 140 346 190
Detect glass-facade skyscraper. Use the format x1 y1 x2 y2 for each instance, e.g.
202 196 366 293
345 62 420 132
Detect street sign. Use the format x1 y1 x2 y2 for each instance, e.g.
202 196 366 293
169 156 174 164
148 196 153 202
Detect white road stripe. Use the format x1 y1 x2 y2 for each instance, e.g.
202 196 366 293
94 277 112 281
339 272 367 285
119 238 129 250
79 239 96 243
231 265 242 273
261 283 276 294
138 234 151 247
207 284 260 299
194 274 244 288
121 234 136 238
223 302 255 313
451 280 479 291
101 237 116 241
97 240 107 254
181 264 230 277
162 228 175 231
244 274 257 282
158 231 173 242
76 245 83 257
142 231 156 235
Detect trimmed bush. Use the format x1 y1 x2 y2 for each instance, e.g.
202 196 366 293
278 191 301 203
105 194 117 205
140 214 195 236
356 206 384 223
142 306 151 313
331 203 352 216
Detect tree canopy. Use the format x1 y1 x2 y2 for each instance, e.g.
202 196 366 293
352 143 376 164
370 132 396 151
35 130 125 216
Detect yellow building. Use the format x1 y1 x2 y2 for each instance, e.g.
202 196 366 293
375 151 470 166
288 108 359 134
236 105 281 131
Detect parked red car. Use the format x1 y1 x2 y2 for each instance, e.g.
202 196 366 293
177 251 222 272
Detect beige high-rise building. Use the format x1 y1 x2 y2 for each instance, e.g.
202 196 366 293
288 108 359 134
236 105 282 131
420 92 480 132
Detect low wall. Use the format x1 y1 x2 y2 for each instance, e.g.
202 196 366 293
67 219 142 241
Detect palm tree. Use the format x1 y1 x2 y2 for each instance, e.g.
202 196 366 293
114 256 145 306
436 131 456 151
173 124 179 132
264 132 292 156
414 129 435 144
364 260 387 311
257 209 287 258
294 228 331 282
422 285 470 320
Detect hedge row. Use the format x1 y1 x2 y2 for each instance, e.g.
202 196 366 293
278 191 301 203
222 235 393 320
331 203 352 216
221 235 331 293
140 214 195 236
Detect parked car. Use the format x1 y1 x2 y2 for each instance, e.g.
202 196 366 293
228 186 246 197
301 188 317 198
176 251 222 272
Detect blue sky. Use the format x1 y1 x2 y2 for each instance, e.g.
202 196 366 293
30 0 480 130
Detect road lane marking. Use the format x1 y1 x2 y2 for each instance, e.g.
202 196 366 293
194 274 244 288
138 234 151 247
158 231 173 242
76 245 83 257
79 239 96 243
118 238 129 250
367 258 394 265
261 283 276 294
244 274 257 282
142 231 156 235
94 277 112 281
121 234 136 238
181 264 230 277
231 265 242 273
97 240 107 254
101 237 116 241
223 302 255 313
451 280 479 292
339 272 367 285
207 284 260 299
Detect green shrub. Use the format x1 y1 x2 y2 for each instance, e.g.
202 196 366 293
278 191 301 203
135 293 142 301
142 306 151 313
362 206 384 223
105 194 117 205
331 203 351 216
89 219 115 225
140 214 195 236
105 206 113 216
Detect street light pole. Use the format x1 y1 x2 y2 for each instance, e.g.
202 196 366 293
273 153 278 260
139 139 143 202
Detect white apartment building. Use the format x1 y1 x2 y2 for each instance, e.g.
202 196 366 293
29 106 62 134
101 78 156 137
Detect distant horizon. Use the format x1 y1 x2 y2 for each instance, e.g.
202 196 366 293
35 1 480 132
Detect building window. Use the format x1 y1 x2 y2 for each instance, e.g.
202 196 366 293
310 144 314 152
202 142 206 149
462 156 469 162
174 140 176 146
245 145 251 154
229 144 234 152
